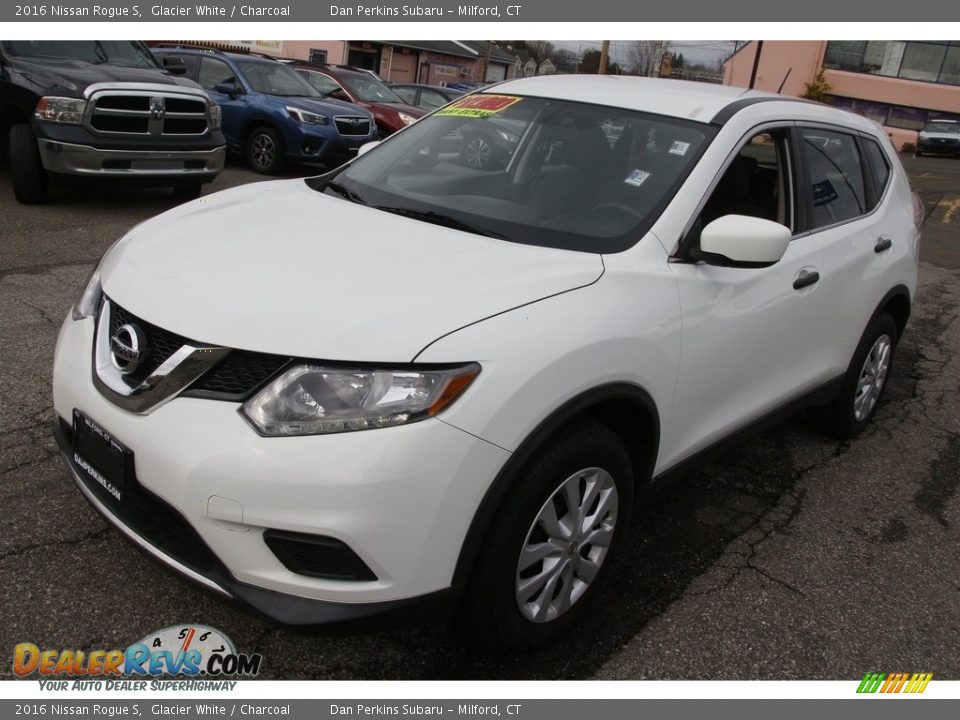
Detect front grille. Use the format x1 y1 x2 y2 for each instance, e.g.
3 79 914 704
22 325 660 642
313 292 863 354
187 351 290 400
105 298 289 401
335 116 371 136
110 301 192 388
263 529 378 581
88 91 208 136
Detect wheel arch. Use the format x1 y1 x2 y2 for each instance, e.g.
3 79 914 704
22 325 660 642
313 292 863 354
873 284 912 340
239 116 285 153
450 382 660 588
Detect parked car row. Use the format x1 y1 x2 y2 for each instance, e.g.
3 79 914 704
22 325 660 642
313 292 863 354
0 41 469 203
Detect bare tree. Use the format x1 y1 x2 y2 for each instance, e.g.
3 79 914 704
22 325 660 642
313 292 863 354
526 41 556 65
628 41 671 77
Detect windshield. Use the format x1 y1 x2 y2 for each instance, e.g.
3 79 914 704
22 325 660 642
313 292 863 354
923 122 960 134
340 73 405 103
2 40 159 68
236 60 322 97
311 95 713 253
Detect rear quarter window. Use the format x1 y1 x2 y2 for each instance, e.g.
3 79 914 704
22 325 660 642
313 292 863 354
862 137 892 201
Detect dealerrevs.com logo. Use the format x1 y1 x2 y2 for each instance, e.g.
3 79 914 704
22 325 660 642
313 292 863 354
13 625 262 683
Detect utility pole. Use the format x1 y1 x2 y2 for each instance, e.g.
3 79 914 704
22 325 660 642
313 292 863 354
598 40 609 75
479 41 493 83
748 40 764 89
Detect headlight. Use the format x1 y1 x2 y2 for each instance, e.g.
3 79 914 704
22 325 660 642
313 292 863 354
35 97 86 124
398 112 416 127
241 362 480 436
72 266 101 321
497 129 519 144
286 106 328 125
208 104 222 130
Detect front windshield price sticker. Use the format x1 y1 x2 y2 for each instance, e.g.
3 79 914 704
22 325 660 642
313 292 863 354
437 95 522 118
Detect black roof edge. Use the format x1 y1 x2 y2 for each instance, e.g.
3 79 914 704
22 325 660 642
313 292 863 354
711 95 813 126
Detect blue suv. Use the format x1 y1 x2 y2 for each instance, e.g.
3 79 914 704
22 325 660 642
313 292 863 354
151 47 375 174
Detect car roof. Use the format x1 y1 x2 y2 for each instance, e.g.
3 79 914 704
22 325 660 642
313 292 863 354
152 47 276 65
487 75 866 128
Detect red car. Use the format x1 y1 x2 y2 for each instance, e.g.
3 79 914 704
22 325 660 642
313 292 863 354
292 64 426 138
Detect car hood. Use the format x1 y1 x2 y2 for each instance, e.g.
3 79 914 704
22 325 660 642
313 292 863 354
100 179 603 362
275 95 371 118
362 100 427 119
8 57 191 97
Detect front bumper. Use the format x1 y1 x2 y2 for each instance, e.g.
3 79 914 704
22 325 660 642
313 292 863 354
37 139 226 181
52 314 510 621
918 140 960 156
283 124 374 163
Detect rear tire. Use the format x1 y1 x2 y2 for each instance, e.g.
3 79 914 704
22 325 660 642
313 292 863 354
10 123 48 204
467 419 633 650
816 313 898 439
245 126 286 175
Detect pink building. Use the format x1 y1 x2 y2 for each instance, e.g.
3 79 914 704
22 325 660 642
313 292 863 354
724 41 960 149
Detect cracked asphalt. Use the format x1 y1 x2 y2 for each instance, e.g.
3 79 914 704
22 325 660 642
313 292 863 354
0 154 958 680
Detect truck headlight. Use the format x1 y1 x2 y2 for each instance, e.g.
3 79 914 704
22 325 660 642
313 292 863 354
209 104 222 130
241 363 480 436
35 97 87 124
286 106 328 125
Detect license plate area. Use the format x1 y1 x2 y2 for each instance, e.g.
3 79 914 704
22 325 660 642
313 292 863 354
72 409 133 503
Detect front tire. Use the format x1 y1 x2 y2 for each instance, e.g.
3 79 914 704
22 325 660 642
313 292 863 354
9 123 49 204
817 313 898 439
245 126 286 175
467 420 633 650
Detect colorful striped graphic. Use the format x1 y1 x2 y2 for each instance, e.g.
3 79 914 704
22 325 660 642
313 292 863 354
857 672 933 694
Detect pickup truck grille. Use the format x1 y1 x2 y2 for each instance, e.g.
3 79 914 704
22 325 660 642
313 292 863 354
334 116 371 136
88 92 208 136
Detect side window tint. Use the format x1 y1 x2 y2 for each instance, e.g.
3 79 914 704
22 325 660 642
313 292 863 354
801 129 867 228
199 58 235 91
863 138 892 201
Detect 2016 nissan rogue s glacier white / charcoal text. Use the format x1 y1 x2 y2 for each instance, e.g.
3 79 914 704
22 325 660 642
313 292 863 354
53 77 921 649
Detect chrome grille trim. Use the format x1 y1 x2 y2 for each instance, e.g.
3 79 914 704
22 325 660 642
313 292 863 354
83 83 211 137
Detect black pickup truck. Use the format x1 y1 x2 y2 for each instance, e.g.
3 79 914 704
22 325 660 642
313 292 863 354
0 40 225 203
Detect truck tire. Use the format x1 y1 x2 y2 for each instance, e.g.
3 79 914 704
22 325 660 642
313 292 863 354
10 123 49 204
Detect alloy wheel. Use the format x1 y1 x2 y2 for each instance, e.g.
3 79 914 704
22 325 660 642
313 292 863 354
515 467 618 623
251 133 277 171
854 334 892 421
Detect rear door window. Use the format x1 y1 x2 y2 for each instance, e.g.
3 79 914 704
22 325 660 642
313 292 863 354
800 128 867 228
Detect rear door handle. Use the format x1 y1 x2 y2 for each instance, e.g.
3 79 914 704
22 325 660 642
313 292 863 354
793 269 820 290
875 237 893 253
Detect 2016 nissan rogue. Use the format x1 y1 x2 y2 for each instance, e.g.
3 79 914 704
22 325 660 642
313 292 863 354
53 77 921 649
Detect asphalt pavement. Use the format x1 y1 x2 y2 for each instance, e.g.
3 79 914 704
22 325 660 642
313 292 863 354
0 153 957 680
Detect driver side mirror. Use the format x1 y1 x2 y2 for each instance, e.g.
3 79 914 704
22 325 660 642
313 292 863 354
697 215 791 268
330 88 352 103
356 141 380 157
214 80 242 99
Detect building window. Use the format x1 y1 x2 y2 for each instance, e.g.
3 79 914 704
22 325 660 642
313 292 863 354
899 43 947 82
824 40 960 85
826 95 960 132
309 49 328 65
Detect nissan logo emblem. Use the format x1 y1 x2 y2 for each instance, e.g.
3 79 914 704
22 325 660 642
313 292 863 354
110 324 147 375
150 100 166 122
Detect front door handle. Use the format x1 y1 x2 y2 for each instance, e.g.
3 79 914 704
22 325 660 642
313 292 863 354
793 269 820 290
875 236 893 253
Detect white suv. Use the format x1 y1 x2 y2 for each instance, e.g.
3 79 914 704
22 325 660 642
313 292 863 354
53 77 921 648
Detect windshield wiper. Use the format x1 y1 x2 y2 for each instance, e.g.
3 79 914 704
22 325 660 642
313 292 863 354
325 180 366 205
375 206 505 240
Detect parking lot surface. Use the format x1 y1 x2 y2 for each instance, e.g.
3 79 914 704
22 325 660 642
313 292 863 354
1 154 958 680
